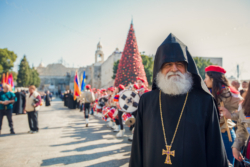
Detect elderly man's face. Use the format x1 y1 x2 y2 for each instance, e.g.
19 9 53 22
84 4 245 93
29 87 35 94
3 85 9 92
161 62 186 76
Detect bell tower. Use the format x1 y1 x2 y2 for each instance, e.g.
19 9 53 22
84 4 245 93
95 41 104 63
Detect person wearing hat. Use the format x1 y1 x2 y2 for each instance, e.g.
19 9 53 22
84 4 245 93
136 77 145 88
136 77 150 96
130 34 228 167
127 83 141 142
113 84 126 137
79 84 95 127
105 87 116 127
204 65 243 165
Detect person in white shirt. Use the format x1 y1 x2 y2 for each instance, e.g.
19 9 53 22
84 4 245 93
79 85 95 127
24 85 41 134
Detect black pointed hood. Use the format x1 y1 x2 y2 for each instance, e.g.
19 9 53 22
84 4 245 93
152 33 210 95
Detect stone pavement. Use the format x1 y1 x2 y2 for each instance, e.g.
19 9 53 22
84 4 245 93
0 99 131 167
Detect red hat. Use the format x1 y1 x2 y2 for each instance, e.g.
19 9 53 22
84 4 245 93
86 85 91 89
109 87 115 92
119 84 125 90
101 89 106 92
137 77 145 83
205 65 226 74
133 84 139 90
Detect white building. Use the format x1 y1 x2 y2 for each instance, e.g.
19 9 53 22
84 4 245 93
101 48 122 88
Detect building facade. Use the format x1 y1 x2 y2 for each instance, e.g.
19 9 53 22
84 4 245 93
36 42 122 92
36 44 223 92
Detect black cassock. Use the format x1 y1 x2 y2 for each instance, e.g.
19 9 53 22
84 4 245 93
64 94 68 107
129 88 228 167
45 94 51 106
13 92 26 114
68 94 76 109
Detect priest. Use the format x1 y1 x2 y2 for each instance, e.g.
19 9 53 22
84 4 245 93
129 33 228 167
13 88 26 114
63 91 69 107
44 91 51 106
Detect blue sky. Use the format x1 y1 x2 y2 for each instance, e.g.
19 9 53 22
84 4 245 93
1 0 250 79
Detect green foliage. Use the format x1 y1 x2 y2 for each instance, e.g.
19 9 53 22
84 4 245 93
17 55 40 87
112 55 154 86
29 67 41 88
0 48 17 80
17 55 30 87
141 55 154 86
10 71 17 81
112 60 120 79
193 57 213 79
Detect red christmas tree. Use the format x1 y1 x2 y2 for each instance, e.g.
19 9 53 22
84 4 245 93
114 22 148 87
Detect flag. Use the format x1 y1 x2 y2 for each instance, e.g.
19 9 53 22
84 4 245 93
74 71 81 100
81 71 86 91
8 73 14 92
1 73 6 85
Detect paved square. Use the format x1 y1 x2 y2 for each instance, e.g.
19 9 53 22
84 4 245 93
0 99 131 167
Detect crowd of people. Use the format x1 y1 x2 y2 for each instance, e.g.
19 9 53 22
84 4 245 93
62 77 149 140
0 85 52 135
61 34 250 167
1 34 250 167
61 73 249 167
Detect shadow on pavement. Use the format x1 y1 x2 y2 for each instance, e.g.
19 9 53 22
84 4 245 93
0 132 30 137
41 112 131 167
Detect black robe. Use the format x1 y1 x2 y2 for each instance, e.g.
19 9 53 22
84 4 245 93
129 88 228 167
68 94 76 109
64 94 68 106
13 92 26 114
45 94 51 106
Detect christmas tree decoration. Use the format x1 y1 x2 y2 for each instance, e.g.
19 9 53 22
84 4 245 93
114 22 148 87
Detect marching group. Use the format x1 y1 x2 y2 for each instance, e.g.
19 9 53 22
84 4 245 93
62 77 149 141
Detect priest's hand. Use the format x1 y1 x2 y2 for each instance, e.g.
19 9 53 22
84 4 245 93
232 147 243 162
23 110 26 114
219 106 231 119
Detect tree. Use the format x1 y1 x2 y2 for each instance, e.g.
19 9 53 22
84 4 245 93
193 57 213 79
114 23 148 87
29 67 40 88
112 60 120 79
0 48 17 81
17 55 31 87
113 55 154 86
141 55 154 86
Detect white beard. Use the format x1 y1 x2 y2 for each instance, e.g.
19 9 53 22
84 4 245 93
156 71 193 95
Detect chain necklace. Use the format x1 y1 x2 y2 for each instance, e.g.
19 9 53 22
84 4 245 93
159 90 189 165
